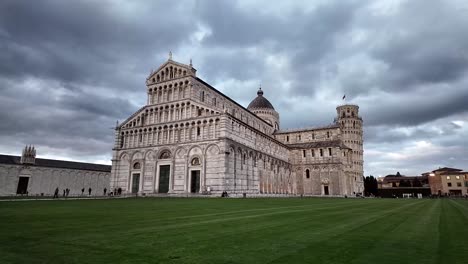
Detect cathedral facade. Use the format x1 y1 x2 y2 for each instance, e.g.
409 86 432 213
110 56 364 196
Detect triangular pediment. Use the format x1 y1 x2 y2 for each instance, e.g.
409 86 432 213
146 59 196 84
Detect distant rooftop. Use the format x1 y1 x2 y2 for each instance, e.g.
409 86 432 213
432 167 463 172
275 124 340 134
287 140 351 150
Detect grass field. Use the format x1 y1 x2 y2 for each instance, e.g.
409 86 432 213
0 198 467 264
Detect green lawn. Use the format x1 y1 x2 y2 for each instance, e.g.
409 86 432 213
0 198 467 264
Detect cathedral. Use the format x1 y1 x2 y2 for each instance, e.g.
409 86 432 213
110 55 364 196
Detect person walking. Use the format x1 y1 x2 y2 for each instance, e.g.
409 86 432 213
63 189 66 197
81 188 85 196
53 187 59 199
88 187 92 196
103 188 107 196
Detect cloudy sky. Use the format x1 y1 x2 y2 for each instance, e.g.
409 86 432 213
1 0 467 176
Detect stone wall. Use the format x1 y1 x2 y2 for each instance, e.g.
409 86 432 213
0 165 110 196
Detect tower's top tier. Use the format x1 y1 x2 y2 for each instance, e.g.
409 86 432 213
336 104 360 119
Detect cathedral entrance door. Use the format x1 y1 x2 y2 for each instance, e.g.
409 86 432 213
324 185 329 195
191 170 200 193
131 173 140 194
158 165 170 193
16 177 29 194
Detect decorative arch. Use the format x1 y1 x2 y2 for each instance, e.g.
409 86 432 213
175 146 187 158
145 150 156 161
131 151 143 161
119 152 130 162
205 144 221 156
188 145 203 156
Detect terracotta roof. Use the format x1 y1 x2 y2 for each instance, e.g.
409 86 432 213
0 154 111 172
287 140 351 150
432 167 463 172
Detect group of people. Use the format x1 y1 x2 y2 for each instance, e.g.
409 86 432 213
53 187 71 198
52 187 124 198
52 187 95 198
109 188 122 196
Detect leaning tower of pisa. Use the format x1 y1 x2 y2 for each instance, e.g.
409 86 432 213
337 104 364 194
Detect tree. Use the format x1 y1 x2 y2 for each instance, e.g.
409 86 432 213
364 176 378 196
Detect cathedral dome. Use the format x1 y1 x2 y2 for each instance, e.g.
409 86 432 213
247 88 275 110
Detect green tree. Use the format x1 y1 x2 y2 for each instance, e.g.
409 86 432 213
364 176 378 196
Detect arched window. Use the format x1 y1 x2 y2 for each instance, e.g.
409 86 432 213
306 169 310 179
133 162 141 169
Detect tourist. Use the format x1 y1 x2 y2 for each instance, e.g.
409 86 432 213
63 189 66 197
81 188 85 196
103 188 107 196
88 187 92 196
53 187 59 199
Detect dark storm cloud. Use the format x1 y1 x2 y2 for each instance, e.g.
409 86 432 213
364 121 463 145
0 0 197 84
369 0 468 89
200 50 264 83
59 89 134 118
363 85 468 127
196 0 365 96
0 0 199 159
